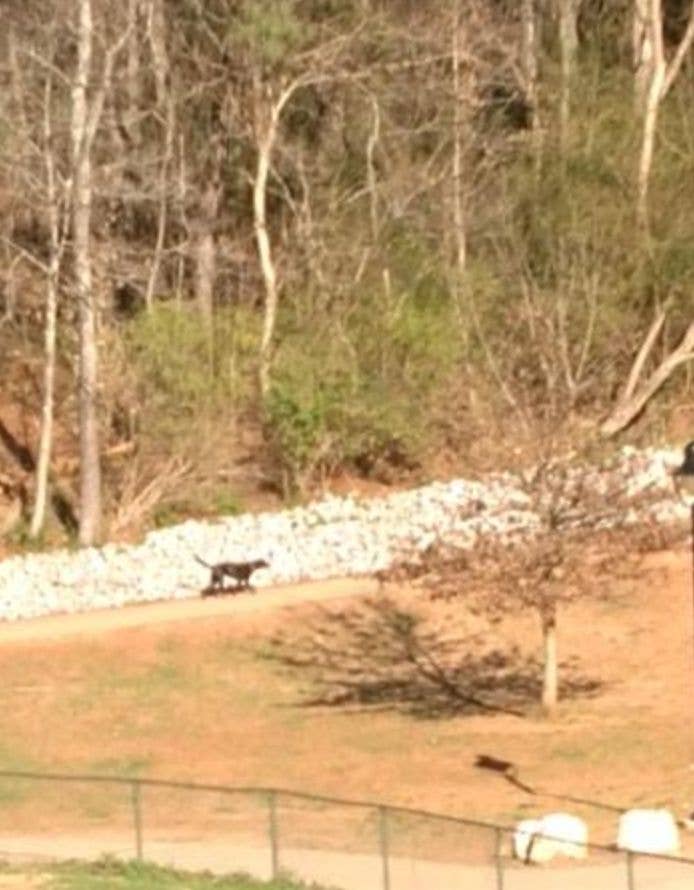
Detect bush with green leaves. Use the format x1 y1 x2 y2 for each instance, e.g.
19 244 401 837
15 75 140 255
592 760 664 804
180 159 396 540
264 280 461 492
122 305 259 441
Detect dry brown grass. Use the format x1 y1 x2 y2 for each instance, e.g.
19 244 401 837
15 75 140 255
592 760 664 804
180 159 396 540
0 548 690 853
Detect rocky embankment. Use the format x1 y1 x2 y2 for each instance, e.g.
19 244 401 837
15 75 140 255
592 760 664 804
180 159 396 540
0 447 686 621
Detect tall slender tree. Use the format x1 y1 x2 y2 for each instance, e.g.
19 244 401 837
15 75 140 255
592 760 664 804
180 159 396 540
72 0 102 545
71 0 129 544
30 67 67 539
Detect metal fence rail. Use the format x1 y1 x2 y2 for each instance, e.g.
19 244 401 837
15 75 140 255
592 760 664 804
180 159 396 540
0 769 691 889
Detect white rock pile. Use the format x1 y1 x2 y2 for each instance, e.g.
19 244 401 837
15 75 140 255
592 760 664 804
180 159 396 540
513 812 589 863
0 446 685 622
617 808 681 855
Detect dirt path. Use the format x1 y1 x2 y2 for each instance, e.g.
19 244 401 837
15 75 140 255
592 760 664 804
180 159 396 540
0 576 379 644
0 830 692 890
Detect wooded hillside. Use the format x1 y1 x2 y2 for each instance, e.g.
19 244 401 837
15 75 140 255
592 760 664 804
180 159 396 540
0 0 693 546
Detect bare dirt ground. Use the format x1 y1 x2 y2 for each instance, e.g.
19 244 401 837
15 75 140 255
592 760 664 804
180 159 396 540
0 549 693 887
0 831 693 890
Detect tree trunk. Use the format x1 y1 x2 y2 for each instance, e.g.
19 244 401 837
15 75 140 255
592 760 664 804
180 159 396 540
125 0 142 147
521 0 541 156
451 2 467 276
146 0 169 108
255 127 279 398
541 604 558 714
145 95 175 310
636 0 665 232
634 0 694 231
31 261 58 540
558 0 579 153
601 318 694 436
193 135 224 323
255 79 304 398
193 223 217 322
366 95 380 243
30 77 64 539
72 0 102 546
633 0 653 113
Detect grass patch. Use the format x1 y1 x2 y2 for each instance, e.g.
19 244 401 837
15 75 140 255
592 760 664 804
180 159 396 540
34 858 334 890
86 758 152 779
548 724 657 767
0 742 40 807
82 642 200 709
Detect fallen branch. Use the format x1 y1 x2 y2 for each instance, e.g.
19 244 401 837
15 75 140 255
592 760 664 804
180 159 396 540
110 456 192 535
601 318 694 437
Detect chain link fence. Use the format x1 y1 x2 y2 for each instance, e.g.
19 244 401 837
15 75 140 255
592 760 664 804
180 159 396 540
0 770 691 889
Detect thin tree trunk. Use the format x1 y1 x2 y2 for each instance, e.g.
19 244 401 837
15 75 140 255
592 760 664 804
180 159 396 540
633 0 653 113
541 604 558 714
636 0 665 232
173 131 188 308
255 131 279 398
451 3 466 276
366 95 380 243
143 0 172 312
558 0 579 154
125 0 142 146
255 78 305 398
72 0 102 546
193 214 217 322
146 0 169 108
145 96 175 310
30 76 65 539
193 134 224 323
521 0 541 160
69 2 128 545
601 319 694 436
634 0 694 232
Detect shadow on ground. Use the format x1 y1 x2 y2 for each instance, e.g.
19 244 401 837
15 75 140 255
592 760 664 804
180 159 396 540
266 597 601 719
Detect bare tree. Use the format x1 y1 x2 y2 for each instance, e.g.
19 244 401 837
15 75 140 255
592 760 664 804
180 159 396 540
144 96 176 311
601 312 694 436
521 0 541 159
72 0 101 544
557 0 580 153
254 78 300 397
30 70 69 538
451 0 468 278
633 0 653 112
71 0 129 545
406 456 664 714
192 130 225 324
634 0 694 231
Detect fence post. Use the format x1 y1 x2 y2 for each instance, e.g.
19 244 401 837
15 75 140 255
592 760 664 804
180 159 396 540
130 780 143 861
494 827 504 890
268 791 279 879
378 806 391 890
625 849 635 890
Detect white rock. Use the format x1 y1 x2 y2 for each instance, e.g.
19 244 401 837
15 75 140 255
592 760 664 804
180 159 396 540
540 812 588 859
513 819 544 862
0 446 685 620
514 813 588 864
617 808 680 855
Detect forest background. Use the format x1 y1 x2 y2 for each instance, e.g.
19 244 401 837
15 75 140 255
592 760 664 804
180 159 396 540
1 0 693 548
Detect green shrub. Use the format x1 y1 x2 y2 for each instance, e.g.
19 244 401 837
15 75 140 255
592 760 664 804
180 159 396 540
264 281 461 491
121 305 259 440
45 857 335 890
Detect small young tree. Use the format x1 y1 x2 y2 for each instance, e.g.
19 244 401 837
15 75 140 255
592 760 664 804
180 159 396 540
418 454 667 714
